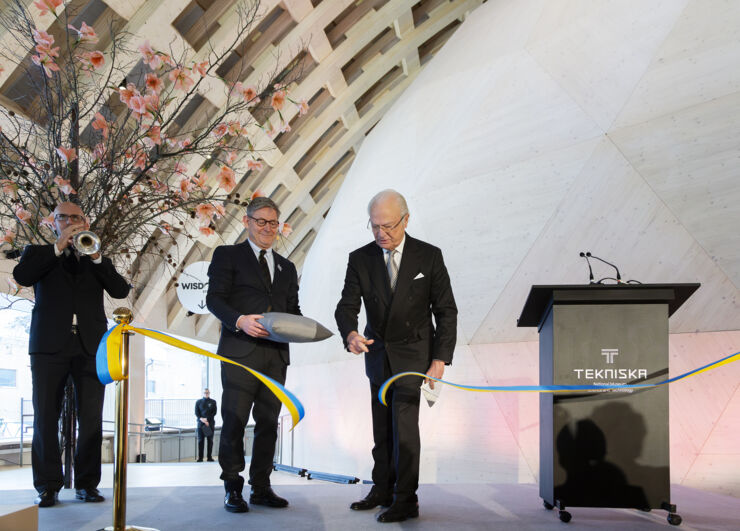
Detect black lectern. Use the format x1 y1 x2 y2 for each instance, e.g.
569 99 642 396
517 284 699 525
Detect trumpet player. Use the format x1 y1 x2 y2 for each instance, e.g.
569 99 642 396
13 201 130 507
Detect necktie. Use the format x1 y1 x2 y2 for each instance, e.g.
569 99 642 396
259 249 271 287
387 249 398 292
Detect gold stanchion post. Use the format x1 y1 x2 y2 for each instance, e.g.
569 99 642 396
99 308 159 531
113 307 132 530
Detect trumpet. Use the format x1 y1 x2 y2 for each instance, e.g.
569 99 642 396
73 230 101 255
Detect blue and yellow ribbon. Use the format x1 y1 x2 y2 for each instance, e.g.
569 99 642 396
379 350 740 406
96 324 305 429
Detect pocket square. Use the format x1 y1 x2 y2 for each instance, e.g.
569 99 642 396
413 272 424 280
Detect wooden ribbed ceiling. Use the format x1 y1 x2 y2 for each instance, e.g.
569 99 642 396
0 0 484 340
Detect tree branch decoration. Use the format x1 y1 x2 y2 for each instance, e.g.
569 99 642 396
0 0 306 294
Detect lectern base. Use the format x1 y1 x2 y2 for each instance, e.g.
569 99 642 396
542 498 683 526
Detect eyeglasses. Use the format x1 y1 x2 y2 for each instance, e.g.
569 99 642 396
367 214 407 234
248 216 279 229
54 214 85 223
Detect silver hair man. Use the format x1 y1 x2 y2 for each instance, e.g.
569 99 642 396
367 189 408 217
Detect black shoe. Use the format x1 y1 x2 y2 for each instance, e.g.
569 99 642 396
75 488 105 502
377 502 419 523
34 490 58 507
207 457 215 462
196 458 203 462
249 486 288 508
350 489 393 511
224 490 249 513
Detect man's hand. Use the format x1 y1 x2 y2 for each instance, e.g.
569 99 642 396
200 417 209 426
236 314 269 338
55 223 86 252
425 360 445 389
347 331 374 355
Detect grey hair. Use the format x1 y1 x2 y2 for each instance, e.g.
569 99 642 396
247 196 280 217
367 189 408 217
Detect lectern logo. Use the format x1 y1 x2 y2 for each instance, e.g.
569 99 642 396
601 348 619 364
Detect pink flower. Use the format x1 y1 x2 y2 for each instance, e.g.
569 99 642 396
217 166 236 193
159 222 172 234
225 151 237 165
145 125 162 146
56 146 77 164
211 123 228 139
91 112 109 138
227 121 245 136
195 203 216 223
192 61 208 77
242 85 259 105
31 54 60 77
250 190 264 200
81 50 105 69
68 22 98 43
160 53 176 67
279 222 293 237
118 83 138 106
280 121 291 134
93 142 106 161
138 41 161 69
199 226 215 236
0 179 19 197
2 229 16 245
246 159 263 172
33 0 63 17
53 175 77 195
31 29 54 48
214 204 226 218
173 161 188 176
169 68 194 92
270 90 286 111
145 72 163 94
179 137 192 149
297 99 309 116
40 214 55 229
133 150 147 170
264 120 279 139
193 169 208 190
14 206 31 225
178 176 195 199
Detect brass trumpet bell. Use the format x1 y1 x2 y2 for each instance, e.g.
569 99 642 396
73 230 101 255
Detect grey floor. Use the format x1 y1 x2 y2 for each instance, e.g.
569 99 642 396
1 482 739 530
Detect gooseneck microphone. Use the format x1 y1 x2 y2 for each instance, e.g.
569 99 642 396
579 252 595 283
586 252 622 282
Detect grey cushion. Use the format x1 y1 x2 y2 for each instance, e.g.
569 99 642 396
258 312 333 343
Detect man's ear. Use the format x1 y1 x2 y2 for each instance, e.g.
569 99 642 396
242 215 249 228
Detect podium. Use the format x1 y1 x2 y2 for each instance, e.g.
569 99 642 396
517 283 699 524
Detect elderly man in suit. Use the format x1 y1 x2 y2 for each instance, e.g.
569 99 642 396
206 196 300 514
13 201 130 507
335 189 458 523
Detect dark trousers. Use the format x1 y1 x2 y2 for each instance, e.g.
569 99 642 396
30 333 105 493
218 345 286 492
369 362 422 504
197 425 214 459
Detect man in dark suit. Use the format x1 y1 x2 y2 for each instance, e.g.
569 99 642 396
12 201 130 507
206 196 300 514
335 189 457 523
195 388 217 462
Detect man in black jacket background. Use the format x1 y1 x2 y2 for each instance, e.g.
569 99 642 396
13 201 130 507
195 388 217 462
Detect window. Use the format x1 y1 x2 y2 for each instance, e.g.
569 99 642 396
0 368 16 387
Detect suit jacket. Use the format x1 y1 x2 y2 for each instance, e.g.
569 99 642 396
12 244 131 355
335 234 457 385
206 241 301 364
195 397 217 426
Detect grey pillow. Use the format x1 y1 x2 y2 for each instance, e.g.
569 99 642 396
258 312 333 343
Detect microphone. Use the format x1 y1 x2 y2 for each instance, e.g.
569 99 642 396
579 252 595 283
586 252 622 282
